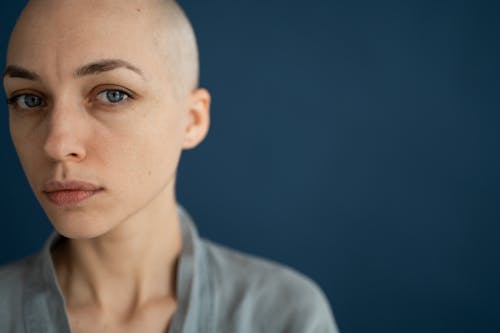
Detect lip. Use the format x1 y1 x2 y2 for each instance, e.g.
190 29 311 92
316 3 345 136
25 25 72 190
43 180 103 207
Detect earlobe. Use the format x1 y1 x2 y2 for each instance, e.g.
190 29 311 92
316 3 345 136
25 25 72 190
182 88 211 150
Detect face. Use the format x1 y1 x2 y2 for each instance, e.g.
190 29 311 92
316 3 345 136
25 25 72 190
2 1 208 239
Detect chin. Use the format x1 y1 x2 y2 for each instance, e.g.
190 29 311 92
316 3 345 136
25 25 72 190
46 212 117 240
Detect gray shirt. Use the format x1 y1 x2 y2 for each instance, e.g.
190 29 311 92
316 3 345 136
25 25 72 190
0 205 339 332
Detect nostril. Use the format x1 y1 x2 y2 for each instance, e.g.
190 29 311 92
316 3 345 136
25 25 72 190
43 135 87 162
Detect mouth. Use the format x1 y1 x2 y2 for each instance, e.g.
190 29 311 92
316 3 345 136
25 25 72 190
42 180 104 207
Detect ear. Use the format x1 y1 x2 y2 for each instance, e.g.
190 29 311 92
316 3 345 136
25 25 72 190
182 88 211 150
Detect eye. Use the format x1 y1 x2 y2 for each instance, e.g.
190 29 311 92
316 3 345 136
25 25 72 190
7 94 45 110
96 89 130 104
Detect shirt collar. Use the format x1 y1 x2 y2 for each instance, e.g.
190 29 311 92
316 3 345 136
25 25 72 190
23 203 211 333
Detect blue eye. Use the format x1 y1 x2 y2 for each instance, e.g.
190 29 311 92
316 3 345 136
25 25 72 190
7 94 44 109
96 90 130 104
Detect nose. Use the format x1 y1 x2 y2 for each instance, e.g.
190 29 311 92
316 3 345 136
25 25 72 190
43 101 87 162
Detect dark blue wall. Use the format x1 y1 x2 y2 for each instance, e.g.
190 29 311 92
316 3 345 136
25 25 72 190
1 1 499 332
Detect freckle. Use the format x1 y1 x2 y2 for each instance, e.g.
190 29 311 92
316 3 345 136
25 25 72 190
136 8 141 12
148 170 151 176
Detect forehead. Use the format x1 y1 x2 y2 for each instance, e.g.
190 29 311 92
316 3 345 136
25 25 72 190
7 0 165 79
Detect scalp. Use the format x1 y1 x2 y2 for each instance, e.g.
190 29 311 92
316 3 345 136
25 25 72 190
10 0 199 98
155 0 200 96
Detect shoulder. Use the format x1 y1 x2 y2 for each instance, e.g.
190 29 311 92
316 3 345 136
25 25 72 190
201 240 339 333
0 255 32 295
0 256 35 328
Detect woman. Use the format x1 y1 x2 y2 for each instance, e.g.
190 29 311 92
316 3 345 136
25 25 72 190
0 0 338 332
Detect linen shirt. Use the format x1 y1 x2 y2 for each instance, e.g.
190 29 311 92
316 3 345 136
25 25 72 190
0 205 339 332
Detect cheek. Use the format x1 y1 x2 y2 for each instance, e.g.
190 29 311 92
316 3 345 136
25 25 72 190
96 104 185 186
9 117 30 158
9 120 46 179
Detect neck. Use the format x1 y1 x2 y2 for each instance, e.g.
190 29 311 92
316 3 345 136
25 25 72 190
51 188 182 317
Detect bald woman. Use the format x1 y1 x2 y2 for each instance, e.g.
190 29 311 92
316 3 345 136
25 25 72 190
0 1 339 332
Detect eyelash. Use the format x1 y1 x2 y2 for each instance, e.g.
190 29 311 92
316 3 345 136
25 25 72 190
93 87 135 106
6 87 134 111
7 94 46 109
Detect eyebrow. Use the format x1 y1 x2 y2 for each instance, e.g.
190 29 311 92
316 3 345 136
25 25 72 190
2 59 145 81
74 59 144 79
2 65 40 81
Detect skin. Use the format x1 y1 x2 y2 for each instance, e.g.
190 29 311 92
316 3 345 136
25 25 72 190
2 0 210 331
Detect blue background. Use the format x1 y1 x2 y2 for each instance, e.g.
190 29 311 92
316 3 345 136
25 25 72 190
1 1 499 332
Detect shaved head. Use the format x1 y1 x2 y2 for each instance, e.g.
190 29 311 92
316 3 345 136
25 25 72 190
8 0 200 98
153 0 200 95
3 0 211 239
